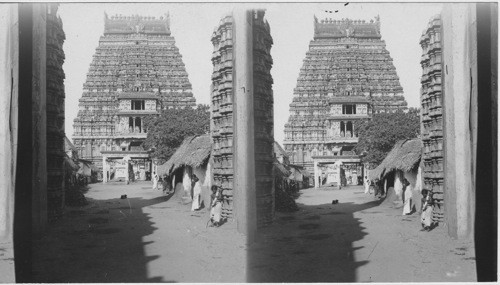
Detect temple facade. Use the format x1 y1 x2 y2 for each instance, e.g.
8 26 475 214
283 16 408 186
72 14 196 181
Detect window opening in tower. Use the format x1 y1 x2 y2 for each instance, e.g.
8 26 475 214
343 104 356 114
131 100 145 110
346 121 353 137
135 117 142 133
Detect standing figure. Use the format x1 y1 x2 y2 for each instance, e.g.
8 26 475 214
152 172 158 190
402 178 413 215
191 175 202 211
209 185 223 227
364 176 370 194
374 178 381 197
369 178 375 194
421 189 433 231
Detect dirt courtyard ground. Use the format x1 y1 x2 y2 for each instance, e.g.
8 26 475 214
32 181 245 283
22 183 478 282
248 185 477 282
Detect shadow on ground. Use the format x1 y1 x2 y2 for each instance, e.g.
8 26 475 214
33 189 176 283
248 197 383 282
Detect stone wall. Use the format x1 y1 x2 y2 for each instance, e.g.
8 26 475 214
0 4 19 244
0 6 18 281
32 4 48 234
440 4 478 238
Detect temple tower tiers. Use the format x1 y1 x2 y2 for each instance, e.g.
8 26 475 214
210 11 275 228
283 16 408 177
420 15 444 223
46 4 66 220
210 14 235 220
252 12 275 228
72 14 196 173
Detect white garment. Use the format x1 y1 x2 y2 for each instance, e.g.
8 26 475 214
403 186 413 215
210 190 223 224
421 205 432 227
364 180 370 194
152 174 158 190
211 202 222 223
191 181 202 211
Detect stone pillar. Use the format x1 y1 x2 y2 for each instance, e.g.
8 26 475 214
441 3 477 239
102 156 107 183
32 4 48 236
232 8 256 239
46 3 66 221
314 160 320 188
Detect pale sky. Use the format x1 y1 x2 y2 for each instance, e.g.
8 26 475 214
59 2 443 146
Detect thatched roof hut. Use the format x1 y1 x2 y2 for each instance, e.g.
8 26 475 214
77 159 95 177
274 141 290 165
273 159 292 178
64 155 79 172
273 141 288 158
369 138 423 180
157 134 212 176
288 164 311 177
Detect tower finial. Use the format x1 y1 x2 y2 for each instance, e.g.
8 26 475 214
375 14 381 34
104 12 109 33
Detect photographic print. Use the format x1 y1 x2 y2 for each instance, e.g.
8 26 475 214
0 1 497 283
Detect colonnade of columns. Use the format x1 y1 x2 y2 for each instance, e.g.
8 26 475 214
128 116 145 133
339 120 355 137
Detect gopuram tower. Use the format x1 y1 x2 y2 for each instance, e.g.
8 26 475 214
283 16 407 187
73 14 196 181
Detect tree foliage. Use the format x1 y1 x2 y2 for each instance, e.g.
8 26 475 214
142 104 210 163
354 108 420 167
